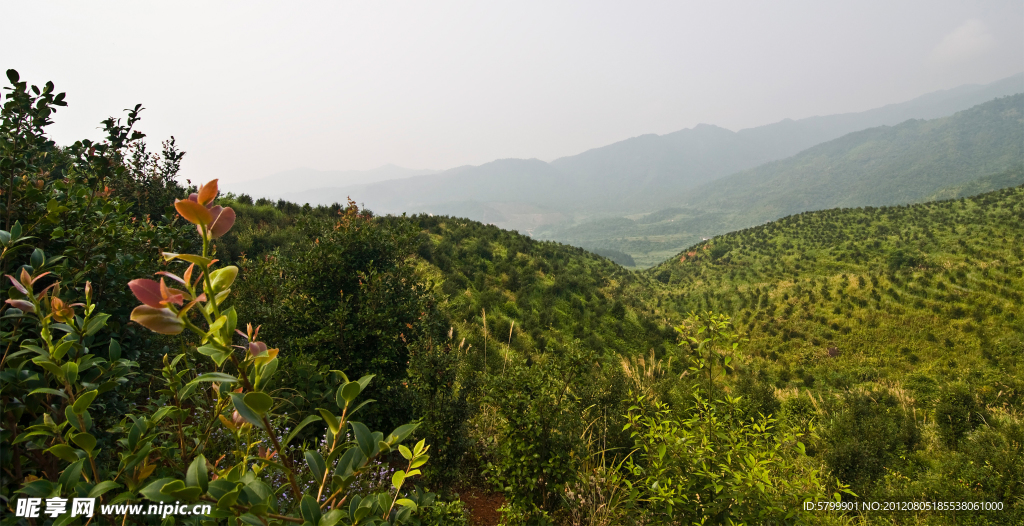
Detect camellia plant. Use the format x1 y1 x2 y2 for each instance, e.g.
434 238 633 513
3 180 433 525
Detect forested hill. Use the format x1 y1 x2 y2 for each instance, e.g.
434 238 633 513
405 215 677 361
649 185 1024 396
684 93 1024 224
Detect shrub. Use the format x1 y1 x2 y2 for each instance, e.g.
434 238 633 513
935 383 987 449
614 313 848 525
822 390 920 495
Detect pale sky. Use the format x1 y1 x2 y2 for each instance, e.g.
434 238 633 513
4 1 1023 184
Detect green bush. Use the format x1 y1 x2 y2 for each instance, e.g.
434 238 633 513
935 383 987 449
616 313 848 525
822 390 920 495
232 206 447 431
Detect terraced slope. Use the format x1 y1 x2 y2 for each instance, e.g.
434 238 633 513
649 185 1024 399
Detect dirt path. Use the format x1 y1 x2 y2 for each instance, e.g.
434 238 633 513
458 487 505 526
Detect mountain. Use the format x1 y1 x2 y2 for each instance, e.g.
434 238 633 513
686 94 1024 225
226 164 439 199
540 93 1024 267
282 73 1023 222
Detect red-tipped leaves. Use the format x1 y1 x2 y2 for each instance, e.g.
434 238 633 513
175 199 213 226
129 278 184 308
197 179 219 206
207 206 236 238
129 279 163 308
5 299 34 312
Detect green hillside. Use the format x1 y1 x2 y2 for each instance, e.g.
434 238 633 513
409 215 675 361
645 186 1024 512
651 185 1024 392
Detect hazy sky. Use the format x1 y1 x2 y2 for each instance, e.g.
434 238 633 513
5 1 1023 184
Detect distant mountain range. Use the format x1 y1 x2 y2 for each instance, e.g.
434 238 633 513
241 73 1024 266
542 94 1024 266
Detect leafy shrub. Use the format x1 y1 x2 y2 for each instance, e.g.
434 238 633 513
484 345 590 522
407 334 478 487
232 205 447 430
418 498 470 525
822 390 920 495
616 313 847 525
735 371 781 420
935 383 987 449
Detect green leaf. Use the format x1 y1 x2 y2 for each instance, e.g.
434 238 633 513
243 391 273 415
190 372 239 385
392 469 406 489
30 248 45 268
386 423 418 445
197 344 233 367
318 409 340 434
72 390 99 414
162 252 214 266
304 450 326 486
65 405 85 432
209 266 238 292
341 382 361 404
160 480 186 495
320 509 344 526
72 432 97 454
57 459 85 489
217 489 240 509
28 387 68 399
186 454 209 492
83 313 110 336
207 479 239 501
64 361 79 384
350 421 374 458
53 340 74 360
108 339 121 361
346 398 375 418
87 480 122 498
17 479 56 498
168 485 203 501
299 495 321 524
140 478 177 503
229 393 266 430
356 374 374 391
334 447 365 479
281 414 322 449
